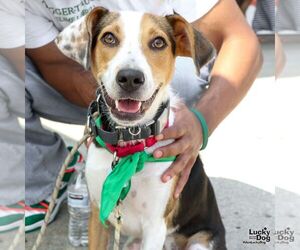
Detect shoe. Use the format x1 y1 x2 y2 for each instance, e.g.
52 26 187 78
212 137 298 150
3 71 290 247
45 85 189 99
25 147 84 233
24 183 67 233
0 202 24 233
62 146 84 183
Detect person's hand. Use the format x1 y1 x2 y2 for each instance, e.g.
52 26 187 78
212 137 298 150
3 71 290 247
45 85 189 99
153 103 203 198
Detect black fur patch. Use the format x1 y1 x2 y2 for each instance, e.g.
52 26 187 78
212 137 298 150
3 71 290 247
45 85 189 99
193 30 214 74
78 47 86 62
63 44 72 51
174 157 227 249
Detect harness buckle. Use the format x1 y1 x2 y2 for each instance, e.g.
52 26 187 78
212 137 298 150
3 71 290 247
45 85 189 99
128 127 141 136
111 151 119 169
87 115 91 132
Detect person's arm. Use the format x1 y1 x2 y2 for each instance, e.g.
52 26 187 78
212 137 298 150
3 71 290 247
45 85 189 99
193 0 263 136
275 33 285 79
155 0 263 197
26 41 98 107
0 46 25 80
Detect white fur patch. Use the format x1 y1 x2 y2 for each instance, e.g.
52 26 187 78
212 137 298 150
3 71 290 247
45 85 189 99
55 15 90 68
188 244 211 250
85 129 175 239
188 245 208 250
164 236 180 250
101 11 155 101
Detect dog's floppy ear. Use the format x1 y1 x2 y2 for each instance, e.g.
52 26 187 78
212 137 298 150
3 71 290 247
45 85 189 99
166 14 215 75
55 7 109 70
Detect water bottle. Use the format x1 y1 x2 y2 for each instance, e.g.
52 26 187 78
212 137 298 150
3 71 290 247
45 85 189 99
67 166 90 247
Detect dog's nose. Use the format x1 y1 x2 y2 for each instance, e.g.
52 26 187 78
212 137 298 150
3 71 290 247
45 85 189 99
116 69 145 91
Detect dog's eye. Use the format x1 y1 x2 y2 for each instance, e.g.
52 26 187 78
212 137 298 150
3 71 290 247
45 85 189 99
150 37 167 50
101 32 119 46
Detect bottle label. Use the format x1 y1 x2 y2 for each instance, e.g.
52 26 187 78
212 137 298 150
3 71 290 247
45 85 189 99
68 191 90 208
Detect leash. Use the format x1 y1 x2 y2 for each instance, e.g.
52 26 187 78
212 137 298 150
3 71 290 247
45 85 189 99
111 150 122 250
31 132 91 250
113 203 122 250
8 220 25 250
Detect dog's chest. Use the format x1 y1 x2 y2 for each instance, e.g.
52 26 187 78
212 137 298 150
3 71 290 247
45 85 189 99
85 143 174 236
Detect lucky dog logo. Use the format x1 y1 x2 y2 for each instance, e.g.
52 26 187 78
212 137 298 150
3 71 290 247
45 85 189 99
243 227 271 245
275 227 295 245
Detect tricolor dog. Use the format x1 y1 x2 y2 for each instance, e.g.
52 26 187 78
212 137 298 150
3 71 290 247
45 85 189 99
56 7 226 250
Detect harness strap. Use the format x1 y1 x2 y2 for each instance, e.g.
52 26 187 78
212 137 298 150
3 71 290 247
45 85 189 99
88 93 170 145
105 137 157 158
93 113 175 225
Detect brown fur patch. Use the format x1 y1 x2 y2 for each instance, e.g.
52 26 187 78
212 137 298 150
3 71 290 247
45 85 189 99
163 176 180 229
88 202 111 250
90 14 122 80
173 233 188 249
166 15 214 74
140 14 176 88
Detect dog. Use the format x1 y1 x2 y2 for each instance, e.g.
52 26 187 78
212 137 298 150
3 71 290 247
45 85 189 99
56 7 226 250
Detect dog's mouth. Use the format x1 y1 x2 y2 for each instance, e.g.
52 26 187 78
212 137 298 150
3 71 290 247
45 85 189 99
115 99 142 113
101 83 159 121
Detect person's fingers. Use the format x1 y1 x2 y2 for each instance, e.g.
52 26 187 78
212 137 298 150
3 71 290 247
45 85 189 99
174 166 192 199
161 151 190 182
175 155 197 197
153 137 190 158
155 125 186 141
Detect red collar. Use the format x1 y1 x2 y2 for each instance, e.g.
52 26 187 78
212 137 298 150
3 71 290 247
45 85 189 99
106 137 157 158
87 121 169 158
86 137 157 157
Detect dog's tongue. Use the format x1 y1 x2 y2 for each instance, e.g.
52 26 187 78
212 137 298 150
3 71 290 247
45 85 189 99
116 99 141 113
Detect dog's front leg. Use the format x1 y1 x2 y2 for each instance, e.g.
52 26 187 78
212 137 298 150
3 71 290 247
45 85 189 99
141 220 167 250
89 203 110 250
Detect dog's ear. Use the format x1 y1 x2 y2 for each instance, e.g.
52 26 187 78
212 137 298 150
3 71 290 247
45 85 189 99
166 14 215 75
55 7 109 70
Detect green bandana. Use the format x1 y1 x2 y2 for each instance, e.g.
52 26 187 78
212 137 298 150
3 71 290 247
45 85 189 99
94 117 175 225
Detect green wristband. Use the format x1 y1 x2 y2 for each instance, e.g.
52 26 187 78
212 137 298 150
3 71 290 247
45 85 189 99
190 108 209 150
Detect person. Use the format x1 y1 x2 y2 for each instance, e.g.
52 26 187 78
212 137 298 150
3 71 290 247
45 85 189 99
276 0 300 33
252 0 275 33
20 0 262 232
0 0 25 233
275 0 300 77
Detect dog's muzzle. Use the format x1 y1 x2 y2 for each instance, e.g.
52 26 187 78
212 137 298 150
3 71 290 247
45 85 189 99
87 89 169 145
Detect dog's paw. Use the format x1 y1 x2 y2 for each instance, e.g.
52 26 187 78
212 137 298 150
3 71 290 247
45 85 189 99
163 236 182 250
187 244 210 250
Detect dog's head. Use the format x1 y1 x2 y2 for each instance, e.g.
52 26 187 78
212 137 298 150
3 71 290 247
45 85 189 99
56 7 214 127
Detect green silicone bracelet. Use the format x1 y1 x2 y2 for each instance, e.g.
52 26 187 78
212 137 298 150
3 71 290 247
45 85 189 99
190 108 209 150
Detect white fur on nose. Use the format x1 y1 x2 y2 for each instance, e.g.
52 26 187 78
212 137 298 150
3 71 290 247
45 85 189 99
101 11 155 101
